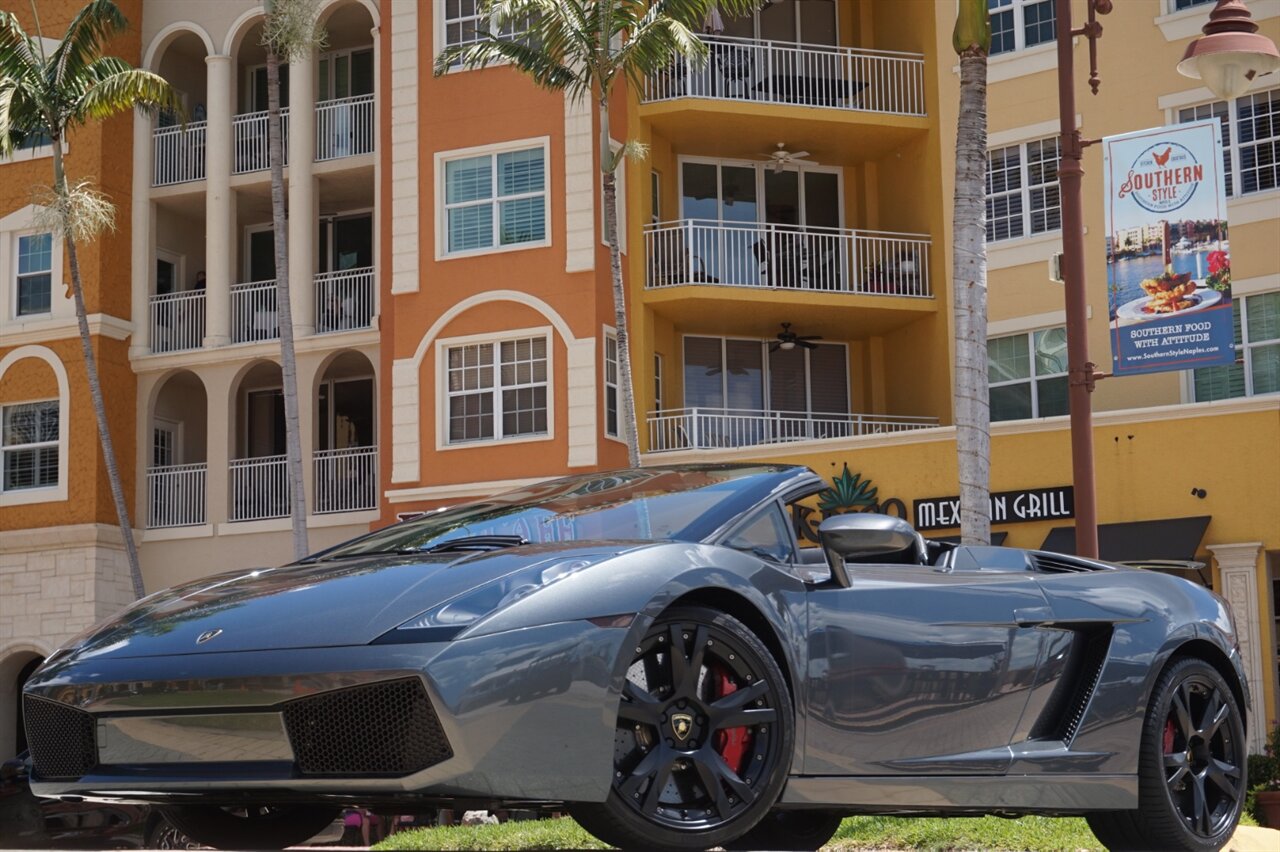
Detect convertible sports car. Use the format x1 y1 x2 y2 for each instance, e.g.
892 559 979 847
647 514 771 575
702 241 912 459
23 465 1248 851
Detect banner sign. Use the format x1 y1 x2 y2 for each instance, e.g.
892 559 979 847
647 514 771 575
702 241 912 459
913 486 1075 532
1104 119 1234 376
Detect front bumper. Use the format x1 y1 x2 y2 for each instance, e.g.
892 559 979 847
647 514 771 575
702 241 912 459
25 620 627 805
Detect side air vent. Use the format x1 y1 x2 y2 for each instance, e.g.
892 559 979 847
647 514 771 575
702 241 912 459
1032 553 1103 574
23 695 97 780
1030 629 1113 743
281 677 452 776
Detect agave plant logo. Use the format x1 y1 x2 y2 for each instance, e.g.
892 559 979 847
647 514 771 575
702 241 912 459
817 464 878 515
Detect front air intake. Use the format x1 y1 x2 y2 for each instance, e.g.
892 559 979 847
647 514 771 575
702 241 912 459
23 694 97 780
281 677 452 776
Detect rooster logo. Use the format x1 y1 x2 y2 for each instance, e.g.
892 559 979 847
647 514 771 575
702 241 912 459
1153 146 1173 167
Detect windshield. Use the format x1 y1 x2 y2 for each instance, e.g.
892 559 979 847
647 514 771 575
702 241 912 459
315 467 786 560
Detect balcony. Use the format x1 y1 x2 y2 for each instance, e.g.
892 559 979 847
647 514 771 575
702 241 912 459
229 455 289 522
314 446 377 514
231 279 279 344
153 121 206 186
646 220 931 298
316 94 374 161
315 266 375 333
647 407 939 453
233 108 290 175
147 463 207 528
644 36 925 117
149 290 206 353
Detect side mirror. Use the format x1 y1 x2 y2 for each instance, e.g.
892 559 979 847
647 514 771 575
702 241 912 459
818 513 924 587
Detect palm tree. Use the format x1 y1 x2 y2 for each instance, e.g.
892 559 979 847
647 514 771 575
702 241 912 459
0 0 182 599
951 0 992 545
261 0 325 560
435 0 756 468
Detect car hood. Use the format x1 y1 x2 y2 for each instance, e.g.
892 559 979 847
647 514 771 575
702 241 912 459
66 543 634 661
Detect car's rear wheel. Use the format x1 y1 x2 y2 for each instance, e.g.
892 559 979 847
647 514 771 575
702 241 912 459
723 809 844 850
1086 657 1245 852
570 605 793 851
159 804 339 851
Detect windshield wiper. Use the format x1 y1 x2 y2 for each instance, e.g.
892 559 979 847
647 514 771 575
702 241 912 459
421 534 529 554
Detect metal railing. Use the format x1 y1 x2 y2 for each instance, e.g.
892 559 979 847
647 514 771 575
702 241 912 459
147 463 207 528
152 121 207 186
645 219 931 297
229 455 289 522
314 446 377 514
231 280 279 344
644 35 926 116
149 290 206 353
233 108 289 174
315 266 375 333
316 94 375 161
647 407 939 453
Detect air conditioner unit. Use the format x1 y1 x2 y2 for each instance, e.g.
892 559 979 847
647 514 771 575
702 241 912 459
1049 252 1065 284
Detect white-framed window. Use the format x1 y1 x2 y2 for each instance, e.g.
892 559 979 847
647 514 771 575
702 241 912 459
439 139 549 257
985 137 1061 242
988 0 1056 56
445 334 549 444
1178 87 1280 198
439 1 529 67
15 232 53 316
1 400 59 492
1192 291 1280 401
1171 0 1213 11
604 330 619 439
988 327 1068 421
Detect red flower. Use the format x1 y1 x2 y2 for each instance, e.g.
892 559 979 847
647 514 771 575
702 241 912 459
1208 251 1229 275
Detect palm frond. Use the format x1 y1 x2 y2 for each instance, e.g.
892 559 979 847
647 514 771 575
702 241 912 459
50 0 127 89
72 67 184 125
0 78 50 157
0 11 46 91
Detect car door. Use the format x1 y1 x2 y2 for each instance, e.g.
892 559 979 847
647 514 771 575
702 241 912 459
802 559 1051 776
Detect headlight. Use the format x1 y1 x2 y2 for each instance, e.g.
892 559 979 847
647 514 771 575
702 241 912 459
386 557 602 639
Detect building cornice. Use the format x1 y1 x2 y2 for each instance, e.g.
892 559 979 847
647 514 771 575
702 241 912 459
0 313 131 347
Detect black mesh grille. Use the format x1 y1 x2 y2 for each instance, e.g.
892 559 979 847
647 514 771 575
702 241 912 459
23 695 97 780
281 677 452 776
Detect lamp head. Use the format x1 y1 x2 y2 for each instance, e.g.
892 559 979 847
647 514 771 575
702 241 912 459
1178 0 1280 101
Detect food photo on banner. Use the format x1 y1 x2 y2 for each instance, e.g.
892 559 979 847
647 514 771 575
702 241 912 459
1104 118 1234 377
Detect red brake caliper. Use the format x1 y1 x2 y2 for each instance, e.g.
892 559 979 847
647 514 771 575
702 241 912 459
1164 718 1176 755
713 665 753 774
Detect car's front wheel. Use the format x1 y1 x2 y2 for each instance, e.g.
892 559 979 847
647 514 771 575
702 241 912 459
1086 656 1246 852
159 804 339 851
723 809 844 850
570 605 794 851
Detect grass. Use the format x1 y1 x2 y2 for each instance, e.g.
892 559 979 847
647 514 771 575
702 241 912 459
374 812 1263 851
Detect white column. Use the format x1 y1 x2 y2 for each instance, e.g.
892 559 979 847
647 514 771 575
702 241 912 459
204 368 234 528
1208 541 1267 754
288 48 317 337
129 109 154 357
204 54 234 347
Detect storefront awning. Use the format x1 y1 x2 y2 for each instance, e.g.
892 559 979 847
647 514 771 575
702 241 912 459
1039 516 1211 562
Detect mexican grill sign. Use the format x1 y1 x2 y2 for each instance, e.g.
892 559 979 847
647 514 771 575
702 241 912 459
914 486 1075 532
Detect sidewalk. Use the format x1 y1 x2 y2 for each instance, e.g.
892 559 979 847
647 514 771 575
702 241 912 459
1227 823 1280 852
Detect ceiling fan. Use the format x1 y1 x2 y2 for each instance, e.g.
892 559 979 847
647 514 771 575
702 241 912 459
771 323 822 352
762 142 811 171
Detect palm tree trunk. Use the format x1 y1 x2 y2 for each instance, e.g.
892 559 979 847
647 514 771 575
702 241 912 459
267 48 309 559
599 96 639 467
51 139 145 598
952 49 991 546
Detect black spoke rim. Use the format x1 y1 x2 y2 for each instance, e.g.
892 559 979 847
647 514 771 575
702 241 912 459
613 619 782 830
1161 675 1242 838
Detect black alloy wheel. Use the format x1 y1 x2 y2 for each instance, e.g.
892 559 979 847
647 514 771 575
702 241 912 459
1086 657 1245 852
571 606 793 851
159 804 339 851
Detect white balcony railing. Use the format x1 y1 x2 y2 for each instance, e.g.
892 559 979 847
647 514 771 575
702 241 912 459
316 94 375 161
647 408 939 453
152 121 207 186
229 455 289 522
646 219 931 298
147 463 207 528
315 266 375 333
233 108 289 174
149 290 206 353
314 446 377 514
231 280 279 344
645 35 926 117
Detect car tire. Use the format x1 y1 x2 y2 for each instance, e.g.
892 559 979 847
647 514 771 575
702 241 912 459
1085 656 1246 852
722 809 844 850
145 816 196 850
570 605 794 851
159 805 339 851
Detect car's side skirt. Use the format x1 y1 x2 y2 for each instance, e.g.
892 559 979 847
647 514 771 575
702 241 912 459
779 774 1137 814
